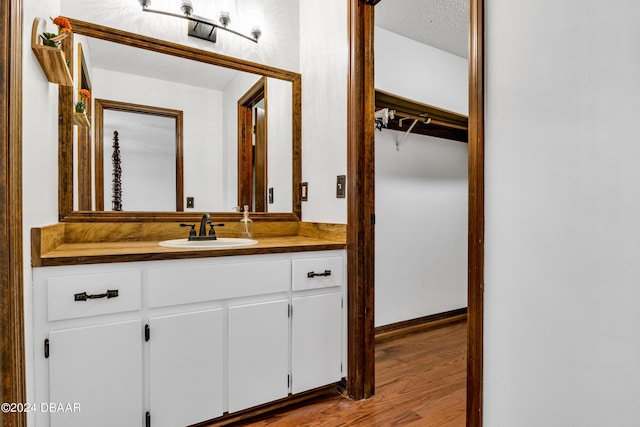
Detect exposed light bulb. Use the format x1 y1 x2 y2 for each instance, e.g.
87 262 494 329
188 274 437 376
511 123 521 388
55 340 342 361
219 11 231 27
181 0 193 16
251 25 262 41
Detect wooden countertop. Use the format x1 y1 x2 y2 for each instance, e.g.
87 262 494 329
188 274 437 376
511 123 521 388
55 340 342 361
32 222 347 267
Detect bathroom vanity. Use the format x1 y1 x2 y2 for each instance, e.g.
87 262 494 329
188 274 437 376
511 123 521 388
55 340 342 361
31 225 346 427
29 12 348 426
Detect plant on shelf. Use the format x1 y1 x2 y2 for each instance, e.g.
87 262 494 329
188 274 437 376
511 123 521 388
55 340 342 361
75 89 91 113
41 16 72 48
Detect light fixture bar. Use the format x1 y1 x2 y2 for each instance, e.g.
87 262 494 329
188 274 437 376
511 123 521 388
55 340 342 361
139 4 260 43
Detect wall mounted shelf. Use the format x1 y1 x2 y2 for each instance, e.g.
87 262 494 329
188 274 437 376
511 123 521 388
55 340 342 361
375 89 468 143
31 18 73 86
73 112 90 128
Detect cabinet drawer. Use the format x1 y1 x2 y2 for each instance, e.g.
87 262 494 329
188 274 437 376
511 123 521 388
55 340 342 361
292 257 343 291
47 271 142 321
147 260 290 308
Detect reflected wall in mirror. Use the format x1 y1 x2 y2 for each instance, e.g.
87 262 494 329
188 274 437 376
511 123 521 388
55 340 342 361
60 19 301 222
94 100 184 212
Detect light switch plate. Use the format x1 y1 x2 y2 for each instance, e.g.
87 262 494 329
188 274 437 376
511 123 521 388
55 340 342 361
186 197 195 208
336 175 346 198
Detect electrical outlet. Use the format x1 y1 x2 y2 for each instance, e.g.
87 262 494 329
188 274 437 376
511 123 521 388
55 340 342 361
301 182 308 201
186 197 194 208
336 175 346 198
268 188 274 204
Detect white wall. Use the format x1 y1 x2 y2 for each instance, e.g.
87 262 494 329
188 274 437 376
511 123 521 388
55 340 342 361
374 28 468 326
485 0 640 425
266 77 293 213
375 27 468 115
299 0 348 224
22 4 63 425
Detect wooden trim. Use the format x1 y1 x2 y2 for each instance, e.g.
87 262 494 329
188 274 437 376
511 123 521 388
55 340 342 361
467 0 485 425
66 18 300 81
237 77 268 212
237 104 254 209
297 222 346 242
375 89 468 143
346 0 376 400
59 33 75 220
175 110 185 212
60 19 303 222
375 308 468 343
77 43 93 210
291 75 302 220
61 210 301 223
93 99 185 212
1 0 26 425
193 385 339 427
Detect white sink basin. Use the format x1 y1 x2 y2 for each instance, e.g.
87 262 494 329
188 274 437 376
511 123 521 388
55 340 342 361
159 238 258 249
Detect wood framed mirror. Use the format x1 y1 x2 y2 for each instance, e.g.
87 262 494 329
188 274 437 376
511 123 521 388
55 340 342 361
58 18 302 222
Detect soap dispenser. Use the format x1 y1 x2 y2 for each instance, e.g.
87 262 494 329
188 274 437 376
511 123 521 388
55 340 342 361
239 205 253 238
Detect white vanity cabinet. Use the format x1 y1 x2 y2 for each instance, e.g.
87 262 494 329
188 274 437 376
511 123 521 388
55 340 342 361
33 269 144 427
32 250 346 427
290 256 345 394
149 309 224 427
291 292 343 394
228 299 289 412
48 320 143 427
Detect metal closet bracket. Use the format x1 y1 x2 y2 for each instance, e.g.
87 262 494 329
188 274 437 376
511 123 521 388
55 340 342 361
395 115 431 151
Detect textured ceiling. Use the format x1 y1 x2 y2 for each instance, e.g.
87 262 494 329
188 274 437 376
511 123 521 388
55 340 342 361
375 0 469 58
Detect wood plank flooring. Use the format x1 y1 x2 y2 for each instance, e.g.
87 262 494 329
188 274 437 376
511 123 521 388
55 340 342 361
240 320 467 426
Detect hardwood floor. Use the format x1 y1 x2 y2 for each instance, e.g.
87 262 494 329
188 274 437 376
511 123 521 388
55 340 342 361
240 320 467 426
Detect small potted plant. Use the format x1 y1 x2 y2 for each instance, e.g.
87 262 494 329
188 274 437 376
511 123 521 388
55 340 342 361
41 16 73 48
75 89 91 113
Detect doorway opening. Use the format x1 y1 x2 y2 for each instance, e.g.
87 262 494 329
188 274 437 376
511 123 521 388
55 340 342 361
346 1 484 426
372 1 470 422
237 77 268 212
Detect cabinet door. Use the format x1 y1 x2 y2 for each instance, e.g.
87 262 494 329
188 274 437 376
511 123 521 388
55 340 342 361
291 292 343 394
228 299 289 412
48 320 143 427
149 309 224 427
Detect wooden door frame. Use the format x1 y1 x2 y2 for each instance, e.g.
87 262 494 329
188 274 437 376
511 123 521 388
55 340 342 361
1 0 26 426
346 1 485 426
237 77 268 212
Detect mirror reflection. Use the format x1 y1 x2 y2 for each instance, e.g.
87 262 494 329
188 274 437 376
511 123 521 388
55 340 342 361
97 100 183 212
72 34 294 214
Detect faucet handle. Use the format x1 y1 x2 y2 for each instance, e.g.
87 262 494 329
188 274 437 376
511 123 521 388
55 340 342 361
208 223 225 236
179 223 196 238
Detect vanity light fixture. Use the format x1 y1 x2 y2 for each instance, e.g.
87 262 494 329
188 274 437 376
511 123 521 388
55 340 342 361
137 0 262 43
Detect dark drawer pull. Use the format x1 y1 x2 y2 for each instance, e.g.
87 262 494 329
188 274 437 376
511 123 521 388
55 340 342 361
307 270 332 278
74 289 119 302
